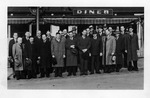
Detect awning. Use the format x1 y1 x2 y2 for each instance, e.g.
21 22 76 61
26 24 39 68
8 17 138 25
8 18 35 24
44 18 138 24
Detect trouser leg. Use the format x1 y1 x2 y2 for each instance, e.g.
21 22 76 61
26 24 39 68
67 66 71 76
99 56 103 70
123 52 128 68
79 55 84 75
128 61 133 71
58 67 62 77
40 68 45 77
88 57 92 72
55 67 58 77
84 60 88 75
27 70 32 79
15 71 21 80
95 55 100 73
72 66 77 76
46 67 50 77
133 61 138 71
91 56 95 74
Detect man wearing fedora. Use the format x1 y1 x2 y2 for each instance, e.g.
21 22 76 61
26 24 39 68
97 25 106 71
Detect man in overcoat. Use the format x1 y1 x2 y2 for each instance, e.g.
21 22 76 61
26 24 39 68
51 32 66 77
24 37 36 79
66 31 78 76
34 30 42 75
12 37 24 80
102 29 116 73
126 26 139 71
40 34 51 78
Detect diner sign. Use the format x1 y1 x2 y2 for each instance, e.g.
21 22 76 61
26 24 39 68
73 9 113 16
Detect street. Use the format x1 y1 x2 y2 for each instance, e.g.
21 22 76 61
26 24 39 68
7 58 143 89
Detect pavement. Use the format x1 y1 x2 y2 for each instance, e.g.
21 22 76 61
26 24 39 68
7 58 144 89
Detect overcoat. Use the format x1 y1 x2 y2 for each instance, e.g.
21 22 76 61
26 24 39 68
51 37 66 67
24 42 36 70
115 35 124 65
102 36 116 65
12 43 24 71
34 36 42 58
65 37 77 66
40 40 51 69
126 33 139 61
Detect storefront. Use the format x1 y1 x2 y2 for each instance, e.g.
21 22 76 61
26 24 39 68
7 7 144 56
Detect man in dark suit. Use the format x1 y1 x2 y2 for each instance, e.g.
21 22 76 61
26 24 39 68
114 31 124 72
46 30 53 74
34 30 42 76
77 29 91 75
120 26 129 68
8 32 18 78
90 31 102 74
40 34 51 78
127 26 139 71
24 36 36 79
22 31 31 79
97 25 105 71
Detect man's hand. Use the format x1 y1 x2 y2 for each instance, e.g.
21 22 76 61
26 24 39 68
52 55 55 58
89 53 91 56
38 56 40 59
82 49 88 53
63 55 66 58
111 53 114 56
125 50 127 53
100 53 103 56
70 45 75 48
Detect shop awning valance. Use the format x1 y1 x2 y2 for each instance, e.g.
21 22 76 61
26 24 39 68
44 18 138 24
8 18 35 24
8 17 138 24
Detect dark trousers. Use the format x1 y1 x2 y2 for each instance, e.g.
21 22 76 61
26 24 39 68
15 71 21 80
88 57 92 72
128 61 138 71
67 66 77 76
99 56 103 70
55 67 63 77
79 55 88 75
123 52 128 68
40 67 51 77
26 70 32 79
91 55 100 73
104 65 116 73
116 64 122 72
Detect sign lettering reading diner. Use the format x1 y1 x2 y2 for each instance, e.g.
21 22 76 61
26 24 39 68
73 9 113 15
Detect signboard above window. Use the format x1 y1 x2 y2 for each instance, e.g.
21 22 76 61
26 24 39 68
73 9 113 16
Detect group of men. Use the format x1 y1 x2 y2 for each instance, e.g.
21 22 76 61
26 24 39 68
8 25 139 80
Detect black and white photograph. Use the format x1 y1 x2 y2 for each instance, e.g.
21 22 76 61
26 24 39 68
7 6 144 89
0 0 150 98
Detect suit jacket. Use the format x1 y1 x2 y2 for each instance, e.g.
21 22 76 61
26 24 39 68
77 36 91 54
90 37 102 55
34 36 42 57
